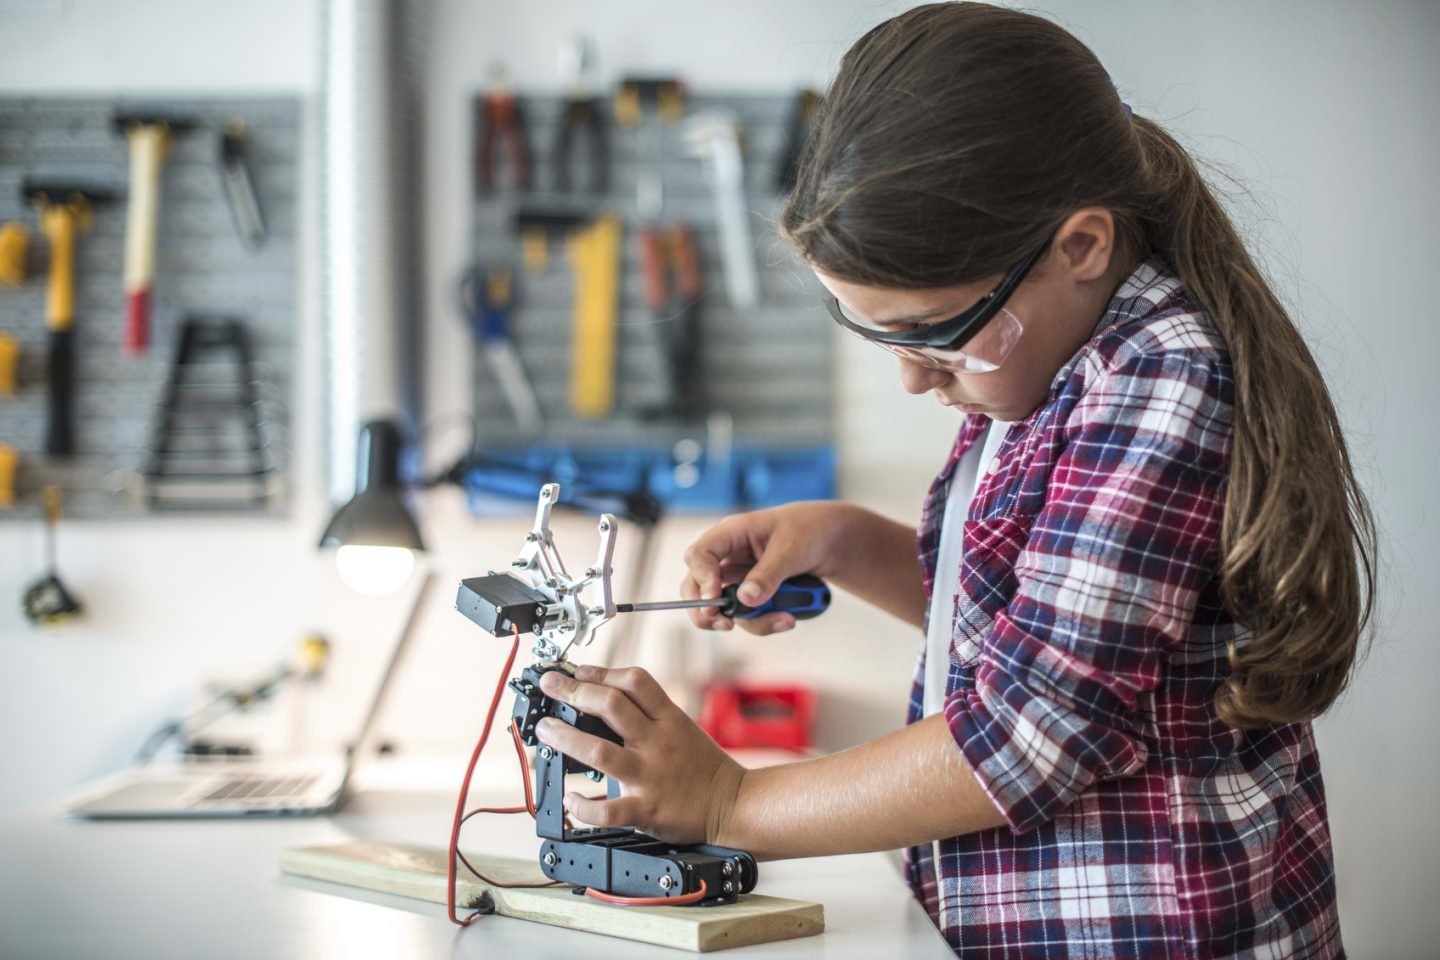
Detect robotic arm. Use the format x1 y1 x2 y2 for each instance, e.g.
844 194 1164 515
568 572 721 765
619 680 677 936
454 482 758 905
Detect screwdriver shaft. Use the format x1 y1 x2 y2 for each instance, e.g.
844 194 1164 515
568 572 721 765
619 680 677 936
616 598 721 614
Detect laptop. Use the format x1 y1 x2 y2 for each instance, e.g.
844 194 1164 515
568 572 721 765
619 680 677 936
65 573 431 819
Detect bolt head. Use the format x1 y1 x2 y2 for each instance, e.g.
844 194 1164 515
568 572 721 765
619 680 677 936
722 880 734 894
658 875 675 891
585 769 603 782
721 861 734 876
543 851 558 867
538 745 554 760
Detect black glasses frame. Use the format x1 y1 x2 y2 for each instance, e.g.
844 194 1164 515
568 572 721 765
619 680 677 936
825 234 1052 351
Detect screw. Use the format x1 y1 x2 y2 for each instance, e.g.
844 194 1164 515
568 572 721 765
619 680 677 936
538 746 554 760
658 875 674 891
512 558 525 567
723 881 734 894
587 607 603 617
543 851 558 867
721 861 734 877
585 769 603 782
535 605 545 617
526 533 538 542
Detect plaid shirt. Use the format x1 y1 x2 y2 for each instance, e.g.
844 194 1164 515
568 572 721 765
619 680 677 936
904 259 1343 959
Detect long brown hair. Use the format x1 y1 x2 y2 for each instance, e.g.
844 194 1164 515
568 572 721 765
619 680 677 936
783 2 1376 728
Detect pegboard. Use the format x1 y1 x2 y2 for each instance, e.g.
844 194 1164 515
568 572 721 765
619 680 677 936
466 93 833 455
0 97 300 520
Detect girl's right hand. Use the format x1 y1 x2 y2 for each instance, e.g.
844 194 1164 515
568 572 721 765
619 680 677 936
679 501 853 636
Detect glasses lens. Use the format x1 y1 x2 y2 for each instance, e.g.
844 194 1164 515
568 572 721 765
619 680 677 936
922 308 1023 373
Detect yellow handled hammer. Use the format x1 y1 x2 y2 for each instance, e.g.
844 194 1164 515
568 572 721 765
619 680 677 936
22 180 115 457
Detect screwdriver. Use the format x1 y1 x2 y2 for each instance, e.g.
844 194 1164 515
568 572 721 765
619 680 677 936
616 574 831 621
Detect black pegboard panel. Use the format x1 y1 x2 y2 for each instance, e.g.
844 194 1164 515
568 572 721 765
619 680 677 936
0 97 299 520
467 93 833 449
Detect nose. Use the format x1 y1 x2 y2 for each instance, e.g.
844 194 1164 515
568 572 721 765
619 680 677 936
897 355 951 395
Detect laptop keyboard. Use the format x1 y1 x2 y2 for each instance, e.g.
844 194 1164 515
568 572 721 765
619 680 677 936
199 774 319 804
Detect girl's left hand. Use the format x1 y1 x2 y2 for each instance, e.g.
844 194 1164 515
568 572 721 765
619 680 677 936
536 664 745 845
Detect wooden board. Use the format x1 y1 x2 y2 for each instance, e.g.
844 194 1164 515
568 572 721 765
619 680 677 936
280 842 824 953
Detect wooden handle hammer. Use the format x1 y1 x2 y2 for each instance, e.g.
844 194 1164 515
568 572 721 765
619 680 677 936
113 113 196 355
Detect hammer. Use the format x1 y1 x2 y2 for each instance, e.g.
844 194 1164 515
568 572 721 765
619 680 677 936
22 180 115 458
113 113 196 355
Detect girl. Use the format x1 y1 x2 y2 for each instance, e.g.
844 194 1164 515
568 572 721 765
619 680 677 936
530 4 1376 956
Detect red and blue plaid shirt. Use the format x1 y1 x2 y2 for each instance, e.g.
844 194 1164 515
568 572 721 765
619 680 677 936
905 259 1343 958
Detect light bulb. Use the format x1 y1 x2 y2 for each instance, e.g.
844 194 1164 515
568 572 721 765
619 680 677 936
335 544 415 596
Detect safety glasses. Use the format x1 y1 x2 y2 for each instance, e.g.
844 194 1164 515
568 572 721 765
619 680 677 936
825 236 1051 374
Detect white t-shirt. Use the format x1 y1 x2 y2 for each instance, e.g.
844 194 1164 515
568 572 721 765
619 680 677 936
923 420 1009 718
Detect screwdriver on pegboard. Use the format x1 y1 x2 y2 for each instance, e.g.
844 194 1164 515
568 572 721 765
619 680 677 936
617 574 831 622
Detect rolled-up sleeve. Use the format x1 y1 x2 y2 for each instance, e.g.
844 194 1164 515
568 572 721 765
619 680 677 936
945 347 1233 833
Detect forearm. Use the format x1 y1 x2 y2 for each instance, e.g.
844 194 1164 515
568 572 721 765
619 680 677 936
709 713 1008 860
826 504 927 628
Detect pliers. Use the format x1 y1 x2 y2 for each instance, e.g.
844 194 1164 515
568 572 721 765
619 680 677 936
553 96 609 194
476 92 531 193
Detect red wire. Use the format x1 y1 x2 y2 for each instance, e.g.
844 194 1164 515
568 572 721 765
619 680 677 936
447 627 526 926
585 877 709 907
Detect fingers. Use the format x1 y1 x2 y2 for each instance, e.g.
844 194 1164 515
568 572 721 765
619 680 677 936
538 669 650 737
562 791 644 830
680 572 733 631
535 718 638 782
735 612 796 636
571 665 672 719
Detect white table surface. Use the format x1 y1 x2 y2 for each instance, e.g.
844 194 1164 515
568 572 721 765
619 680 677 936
0 779 954 959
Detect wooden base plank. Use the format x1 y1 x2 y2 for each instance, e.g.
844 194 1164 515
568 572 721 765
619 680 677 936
280 842 824 953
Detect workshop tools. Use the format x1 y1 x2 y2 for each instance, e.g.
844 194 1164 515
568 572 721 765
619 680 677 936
455 483 762 906
219 121 267 251
513 206 587 272
614 76 686 128
553 36 609 194
685 112 760 309
567 214 622 419
0 221 28 286
23 180 115 457
476 72 531 193
114 112 197 355
638 224 705 420
0 444 15 508
460 264 542 431
144 315 273 511
22 484 83 626
0 333 17 396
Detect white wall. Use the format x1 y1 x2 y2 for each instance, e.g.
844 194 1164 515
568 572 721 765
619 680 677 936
1 1 1435 954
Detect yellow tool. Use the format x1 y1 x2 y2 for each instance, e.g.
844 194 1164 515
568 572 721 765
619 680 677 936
22 484 84 626
0 222 28 286
615 76 686 128
567 215 622 418
24 180 113 458
0 333 18 396
0 444 16 508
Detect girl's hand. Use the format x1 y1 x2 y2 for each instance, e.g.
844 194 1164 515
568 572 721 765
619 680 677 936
535 664 744 846
680 501 856 636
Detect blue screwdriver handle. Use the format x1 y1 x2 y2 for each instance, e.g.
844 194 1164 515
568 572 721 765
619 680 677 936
720 574 830 621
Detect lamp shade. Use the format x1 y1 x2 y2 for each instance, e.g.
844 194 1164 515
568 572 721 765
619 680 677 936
318 419 425 552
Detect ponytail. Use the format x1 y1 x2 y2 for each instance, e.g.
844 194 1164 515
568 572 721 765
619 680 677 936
1132 116 1377 727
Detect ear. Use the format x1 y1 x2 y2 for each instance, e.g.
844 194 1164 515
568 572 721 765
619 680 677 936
1051 207 1115 282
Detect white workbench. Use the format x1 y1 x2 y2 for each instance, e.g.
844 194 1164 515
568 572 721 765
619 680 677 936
0 779 954 958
